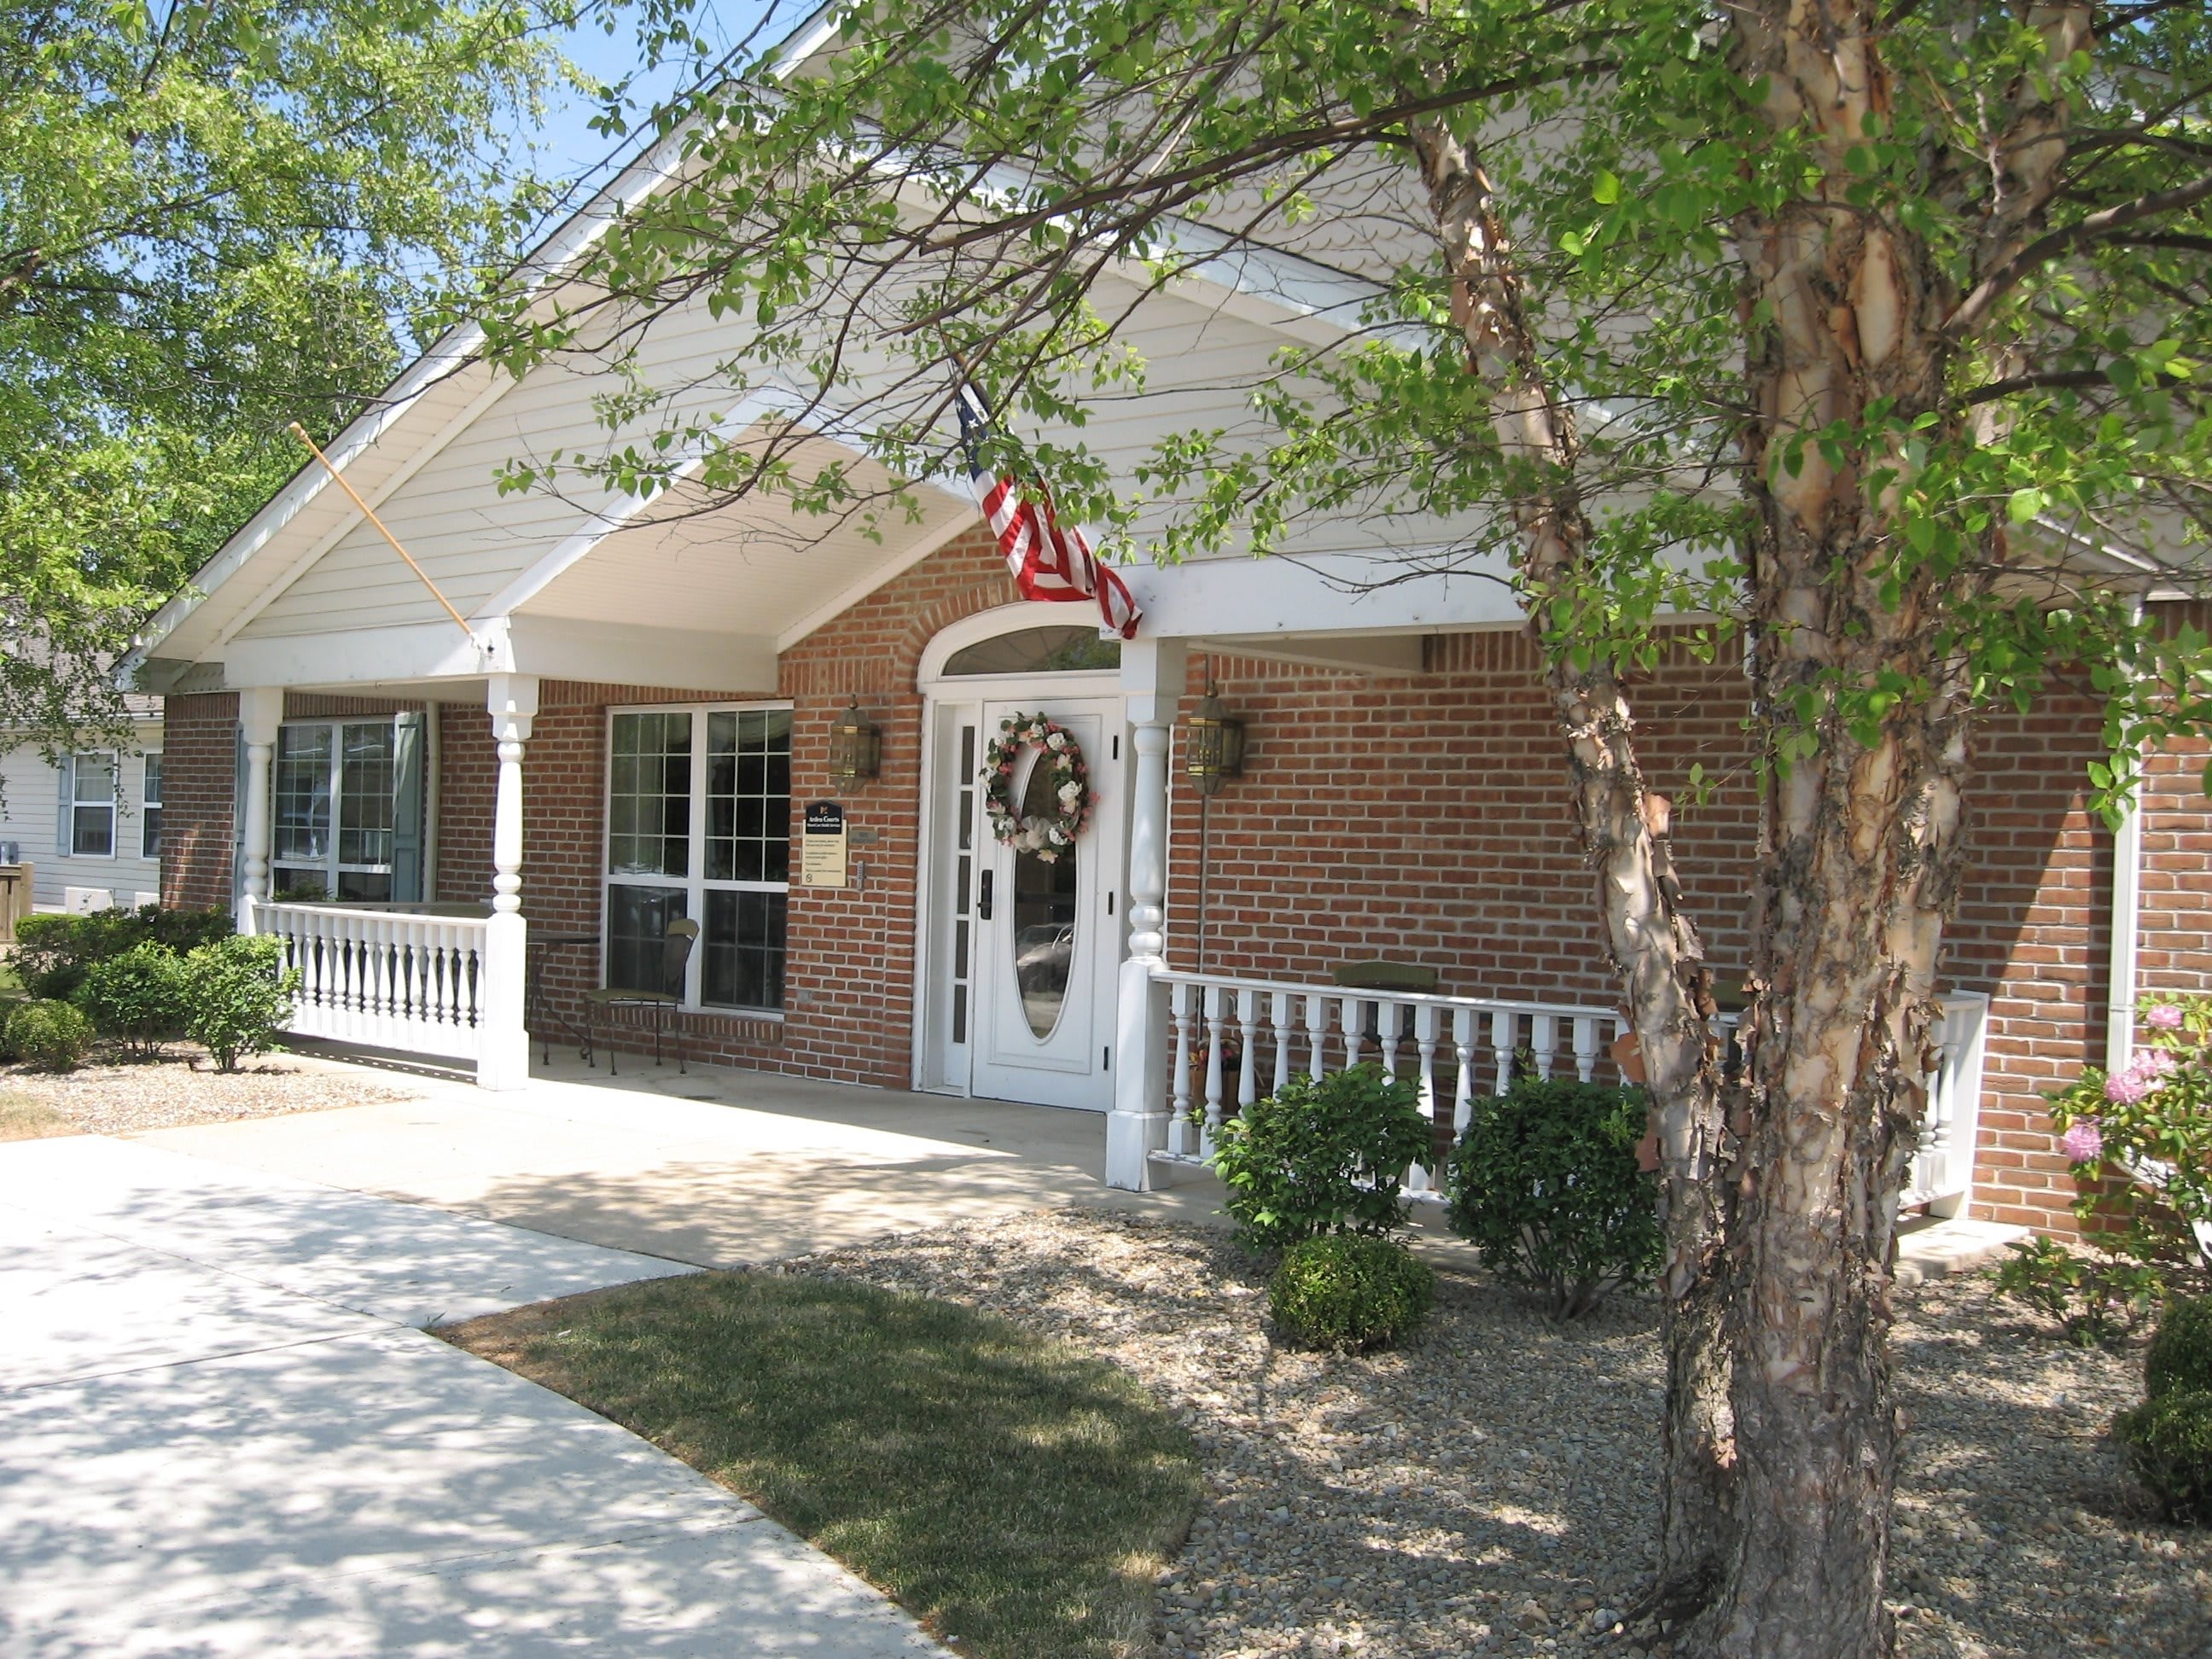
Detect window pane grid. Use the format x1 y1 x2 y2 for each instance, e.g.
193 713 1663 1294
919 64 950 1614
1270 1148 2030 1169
607 705 790 1014
608 712 692 877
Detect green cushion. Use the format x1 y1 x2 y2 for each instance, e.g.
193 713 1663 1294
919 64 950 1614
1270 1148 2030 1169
1330 960 1440 993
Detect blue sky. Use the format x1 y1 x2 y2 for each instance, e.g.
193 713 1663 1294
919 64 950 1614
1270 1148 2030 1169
524 1 787 188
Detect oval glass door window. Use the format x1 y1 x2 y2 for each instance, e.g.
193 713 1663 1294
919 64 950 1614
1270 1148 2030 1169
1010 754 1079 1039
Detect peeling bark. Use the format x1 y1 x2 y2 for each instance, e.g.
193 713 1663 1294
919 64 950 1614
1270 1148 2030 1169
1406 115 1738 1604
1696 5 2084 1653
1412 0 2093 1647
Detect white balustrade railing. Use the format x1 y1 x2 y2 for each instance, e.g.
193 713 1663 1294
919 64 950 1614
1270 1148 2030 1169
245 899 490 1062
1147 970 1992 1216
1150 969 1621 1197
1912 991 1990 1215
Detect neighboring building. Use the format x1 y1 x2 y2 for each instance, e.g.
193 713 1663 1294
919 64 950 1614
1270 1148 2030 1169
116 125 2211 1246
0 697 166 914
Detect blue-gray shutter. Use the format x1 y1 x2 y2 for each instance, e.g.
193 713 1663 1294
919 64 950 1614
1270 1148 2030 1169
56 754 73 857
391 712 425 904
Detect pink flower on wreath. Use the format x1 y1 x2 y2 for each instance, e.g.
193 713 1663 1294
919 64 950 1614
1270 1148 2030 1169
2061 1120 2104 1164
2146 1004 2186 1030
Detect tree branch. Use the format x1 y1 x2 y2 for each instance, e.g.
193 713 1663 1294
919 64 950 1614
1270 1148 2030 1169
1948 170 2212 338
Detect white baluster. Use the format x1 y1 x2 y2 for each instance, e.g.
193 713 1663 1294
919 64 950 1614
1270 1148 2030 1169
1168 980 1196 1157
1408 1004 1438 1196
1340 996 1364 1070
1200 983 1227 1158
1237 988 1260 1111
1271 990 1293 1095
1379 1000 1404 1080
1305 993 1328 1081
1531 1013 1558 1080
1453 1008 1479 1137
1490 1008 1516 1094
1573 1016 1600 1082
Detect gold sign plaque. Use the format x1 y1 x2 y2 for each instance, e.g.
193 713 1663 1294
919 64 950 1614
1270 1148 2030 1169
801 800 849 889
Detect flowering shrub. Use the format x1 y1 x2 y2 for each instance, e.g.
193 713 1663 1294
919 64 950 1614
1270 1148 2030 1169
2050 996 2212 1270
1997 995 2212 1342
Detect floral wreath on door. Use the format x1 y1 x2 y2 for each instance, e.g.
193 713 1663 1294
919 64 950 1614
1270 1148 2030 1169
982 712 1091 861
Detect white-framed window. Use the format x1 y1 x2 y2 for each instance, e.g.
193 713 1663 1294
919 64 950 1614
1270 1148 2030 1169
271 719 401 901
605 704 792 1012
61 753 117 859
141 753 164 860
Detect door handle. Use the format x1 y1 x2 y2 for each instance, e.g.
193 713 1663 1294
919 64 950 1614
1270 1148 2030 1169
978 870 993 921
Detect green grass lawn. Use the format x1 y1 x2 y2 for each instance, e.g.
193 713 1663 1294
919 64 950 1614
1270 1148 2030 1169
443 1272 1201 1659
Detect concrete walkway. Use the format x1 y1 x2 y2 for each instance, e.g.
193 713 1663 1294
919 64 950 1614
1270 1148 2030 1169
131 1048 1230 1266
0 1134 950 1657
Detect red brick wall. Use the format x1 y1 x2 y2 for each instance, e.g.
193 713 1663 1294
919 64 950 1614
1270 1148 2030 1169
159 571 2212 1240
160 691 240 911
1162 632 1759 1002
1158 634 2212 1240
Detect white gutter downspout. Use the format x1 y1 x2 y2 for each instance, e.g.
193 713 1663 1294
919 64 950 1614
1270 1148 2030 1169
2105 598 2147 1077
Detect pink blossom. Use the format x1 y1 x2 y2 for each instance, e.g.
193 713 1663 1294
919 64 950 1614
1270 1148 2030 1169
2135 1046 2178 1080
2104 1068 2151 1104
2146 1004 2186 1030
2061 1120 2104 1164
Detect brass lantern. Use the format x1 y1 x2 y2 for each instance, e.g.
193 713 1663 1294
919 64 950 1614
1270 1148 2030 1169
1184 686 1245 796
830 698 882 785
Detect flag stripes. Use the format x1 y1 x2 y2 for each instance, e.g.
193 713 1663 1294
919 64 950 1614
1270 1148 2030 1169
958 384 1141 640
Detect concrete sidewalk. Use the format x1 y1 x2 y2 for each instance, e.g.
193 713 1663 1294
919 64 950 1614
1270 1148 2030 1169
131 1048 1230 1266
0 1134 950 1657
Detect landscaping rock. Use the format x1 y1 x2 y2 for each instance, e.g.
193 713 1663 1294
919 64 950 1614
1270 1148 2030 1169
792 1208 2211 1658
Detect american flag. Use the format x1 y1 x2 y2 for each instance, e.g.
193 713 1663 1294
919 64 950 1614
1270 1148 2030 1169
957 383 1141 640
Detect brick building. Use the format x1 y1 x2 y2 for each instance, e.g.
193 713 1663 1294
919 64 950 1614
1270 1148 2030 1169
120 157 2209 1246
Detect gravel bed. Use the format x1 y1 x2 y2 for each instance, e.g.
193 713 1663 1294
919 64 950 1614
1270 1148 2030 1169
789 1209 2211 1659
0 1047 421 1135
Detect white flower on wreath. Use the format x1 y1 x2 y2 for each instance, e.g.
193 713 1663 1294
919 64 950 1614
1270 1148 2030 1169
1045 731 1066 751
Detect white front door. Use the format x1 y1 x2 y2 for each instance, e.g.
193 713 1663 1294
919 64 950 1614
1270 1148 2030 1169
922 694 1125 1110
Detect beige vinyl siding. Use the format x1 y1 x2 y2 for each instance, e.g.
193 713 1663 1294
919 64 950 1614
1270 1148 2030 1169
0 721 166 911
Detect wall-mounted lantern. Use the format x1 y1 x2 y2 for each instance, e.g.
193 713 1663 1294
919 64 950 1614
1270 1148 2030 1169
830 698 882 786
1184 685 1245 796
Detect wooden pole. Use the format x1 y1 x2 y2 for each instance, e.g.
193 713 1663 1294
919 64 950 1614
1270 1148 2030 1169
288 422 476 641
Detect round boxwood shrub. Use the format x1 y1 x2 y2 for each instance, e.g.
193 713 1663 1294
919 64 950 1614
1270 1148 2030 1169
2115 1388 2212 1524
182 934 300 1072
1268 1234 1436 1353
1210 1063 1435 1250
2145 1295 2212 1401
77 941 192 1059
6 998 95 1071
1446 1075 1660 1318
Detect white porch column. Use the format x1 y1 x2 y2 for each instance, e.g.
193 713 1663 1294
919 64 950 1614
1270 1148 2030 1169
236 686 284 928
1106 637 1186 1190
477 674 538 1091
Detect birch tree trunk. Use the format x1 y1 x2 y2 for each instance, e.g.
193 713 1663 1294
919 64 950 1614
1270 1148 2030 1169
1698 5 2086 1651
1408 117 1740 1607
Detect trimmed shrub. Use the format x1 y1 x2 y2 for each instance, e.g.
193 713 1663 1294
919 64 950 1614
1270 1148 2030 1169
182 934 300 1072
1446 1075 1661 1318
1269 1234 1436 1353
6 999 95 1071
2114 1388 2212 1524
1211 1063 1435 1249
77 942 193 1059
2146 1296 2212 1400
15 905 230 1001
